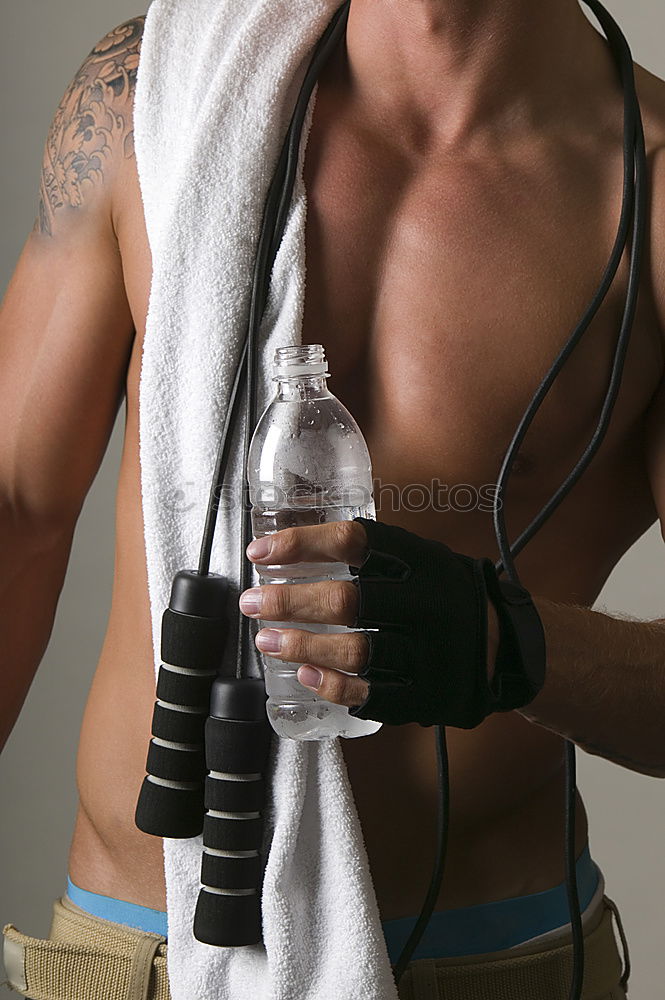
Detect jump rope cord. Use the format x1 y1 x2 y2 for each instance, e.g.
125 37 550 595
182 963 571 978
489 5 646 998
393 3 646 990
237 6 352 680
194 0 646 990
377 0 648 988
196 1 351 681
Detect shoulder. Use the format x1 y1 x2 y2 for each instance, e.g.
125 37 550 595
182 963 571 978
34 16 146 237
76 16 146 118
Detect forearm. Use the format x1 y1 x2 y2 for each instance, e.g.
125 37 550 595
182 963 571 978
0 507 74 752
518 598 665 778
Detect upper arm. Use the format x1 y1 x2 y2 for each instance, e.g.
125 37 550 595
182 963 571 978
0 17 145 528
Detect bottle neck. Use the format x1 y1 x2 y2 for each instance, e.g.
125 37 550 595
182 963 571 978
275 375 330 401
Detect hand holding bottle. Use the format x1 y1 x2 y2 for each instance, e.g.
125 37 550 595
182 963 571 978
240 519 372 712
239 516 543 731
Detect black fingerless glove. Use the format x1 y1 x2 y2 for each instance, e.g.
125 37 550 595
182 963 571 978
347 517 546 729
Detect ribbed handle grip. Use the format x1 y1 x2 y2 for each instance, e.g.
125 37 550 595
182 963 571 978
135 571 229 839
194 677 272 946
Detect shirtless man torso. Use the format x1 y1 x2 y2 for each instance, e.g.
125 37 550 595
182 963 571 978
3 0 665 947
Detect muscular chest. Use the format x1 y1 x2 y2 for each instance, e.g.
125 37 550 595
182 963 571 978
300 95 663 513
118 87 662 574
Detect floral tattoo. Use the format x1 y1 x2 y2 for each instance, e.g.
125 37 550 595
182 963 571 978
34 16 145 237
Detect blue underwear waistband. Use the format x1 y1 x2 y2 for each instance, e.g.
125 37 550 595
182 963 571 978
66 877 168 938
381 843 600 963
67 843 599 960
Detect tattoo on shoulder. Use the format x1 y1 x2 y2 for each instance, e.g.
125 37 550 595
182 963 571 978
34 16 146 237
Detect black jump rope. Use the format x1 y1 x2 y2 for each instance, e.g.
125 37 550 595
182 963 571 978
136 0 645 994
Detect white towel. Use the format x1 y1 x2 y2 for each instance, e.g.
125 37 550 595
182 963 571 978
133 1 400 998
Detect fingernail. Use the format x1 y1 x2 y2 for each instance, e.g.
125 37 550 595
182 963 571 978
298 665 322 690
247 536 272 560
256 628 282 653
239 588 263 616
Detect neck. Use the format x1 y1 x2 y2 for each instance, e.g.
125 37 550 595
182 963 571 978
341 0 616 150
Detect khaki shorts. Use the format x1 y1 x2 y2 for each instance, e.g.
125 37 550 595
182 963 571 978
397 894 630 1000
3 896 168 1000
3 891 629 999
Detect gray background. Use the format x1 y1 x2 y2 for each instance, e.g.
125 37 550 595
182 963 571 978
0 1 664 997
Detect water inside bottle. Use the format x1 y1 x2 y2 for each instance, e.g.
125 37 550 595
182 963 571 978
251 501 382 740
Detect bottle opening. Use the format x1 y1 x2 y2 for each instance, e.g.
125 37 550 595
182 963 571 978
273 344 329 377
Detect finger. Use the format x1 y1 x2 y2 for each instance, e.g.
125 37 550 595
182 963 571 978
239 580 359 625
255 627 369 674
246 520 368 567
296 664 370 709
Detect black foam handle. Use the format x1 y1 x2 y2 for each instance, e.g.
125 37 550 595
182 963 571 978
135 778 204 839
152 702 208 745
205 717 273 773
202 814 263 852
194 677 273 946
145 740 205 783
205 774 265 813
135 571 230 840
156 665 216 707
194 890 263 948
161 608 228 671
200 851 262 890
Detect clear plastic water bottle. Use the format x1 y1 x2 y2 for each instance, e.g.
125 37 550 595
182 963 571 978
247 344 382 741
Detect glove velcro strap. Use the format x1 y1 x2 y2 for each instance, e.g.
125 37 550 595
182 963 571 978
483 569 546 711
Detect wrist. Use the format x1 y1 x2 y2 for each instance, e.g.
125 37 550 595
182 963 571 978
514 596 554 721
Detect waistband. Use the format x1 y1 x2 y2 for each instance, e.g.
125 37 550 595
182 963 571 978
60 849 598 966
2 889 628 1000
381 843 600 963
66 876 168 938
